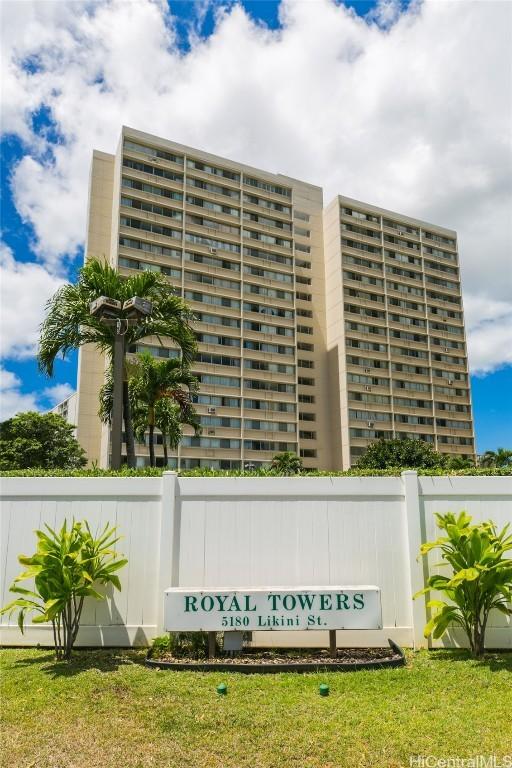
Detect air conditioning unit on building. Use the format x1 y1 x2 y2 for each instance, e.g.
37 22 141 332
365 385 372 391
364 368 371 373
208 429 216 435
209 247 217 254
207 407 216 414
367 421 374 428
448 380 453 385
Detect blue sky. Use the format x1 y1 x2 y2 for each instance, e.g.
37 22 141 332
1 0 511 453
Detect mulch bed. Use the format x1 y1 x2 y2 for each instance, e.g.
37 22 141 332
146 640 405 673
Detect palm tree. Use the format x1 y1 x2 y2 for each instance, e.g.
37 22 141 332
38 259 196 467
129 352 201 467
479 448 512 468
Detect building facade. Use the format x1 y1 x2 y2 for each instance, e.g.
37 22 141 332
75 127 475 470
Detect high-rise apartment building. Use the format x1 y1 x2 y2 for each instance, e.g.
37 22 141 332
75 127 475 470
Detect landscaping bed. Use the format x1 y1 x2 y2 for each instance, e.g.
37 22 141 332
146 640 404 672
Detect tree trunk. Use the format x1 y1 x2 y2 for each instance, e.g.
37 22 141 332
148 423 155 467
163 435 168 467
123 380 136 468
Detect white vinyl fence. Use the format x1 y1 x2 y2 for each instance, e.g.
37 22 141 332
1 472 511 649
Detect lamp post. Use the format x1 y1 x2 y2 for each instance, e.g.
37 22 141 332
89 296 153 469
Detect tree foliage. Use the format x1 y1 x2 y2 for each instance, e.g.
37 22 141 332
356 438 449 470
38 258 197 467
415 512 512 658
479 448 512 468
0 412 86 470
270 451 303 475
0 520 128 660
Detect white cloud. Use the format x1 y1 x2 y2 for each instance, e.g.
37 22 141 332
0 242 65 359
1 0 511 369
464 295 512 376
0 366 74 421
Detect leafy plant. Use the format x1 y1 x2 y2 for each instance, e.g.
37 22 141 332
479 447 512 468
0 412 86 471
356 438 449 469
151 632 219 659
415 511 512 658
0 520 128 660
270 451 303 475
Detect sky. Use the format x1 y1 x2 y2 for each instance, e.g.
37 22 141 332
0 0 511 452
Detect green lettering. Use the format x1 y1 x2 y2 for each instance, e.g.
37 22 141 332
228 595 241 612
296 593 315 610
269 594 281 610
353 593 365 610
320 594 332 611
185 596 198 612
337 593 350 610
244 595 257 611
201 595 215 612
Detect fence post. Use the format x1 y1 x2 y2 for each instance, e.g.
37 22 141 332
402 470 428 649
157 471 179 635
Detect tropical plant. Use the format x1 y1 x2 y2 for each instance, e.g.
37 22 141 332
38 258 197 467
0 412 86 470
444 455 475 470
356 438 448 470
479 448 512 468
415 511 512 658
0 520 128 660
270 451 303 475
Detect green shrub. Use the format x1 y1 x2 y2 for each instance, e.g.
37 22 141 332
151 632 219 659
415 512 512 658
0 520 128 660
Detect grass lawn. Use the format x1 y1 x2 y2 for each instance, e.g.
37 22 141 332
1 648 511 768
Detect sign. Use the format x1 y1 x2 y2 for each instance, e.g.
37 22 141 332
164 586 382 631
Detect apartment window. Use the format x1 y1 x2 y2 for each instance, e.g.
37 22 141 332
431 337 465 350
382 218 419 236
423 231 456 247
296 292 312 301
245 420 295 432
436 418 471 430
121 196 182 221
187 176 240 200
186 214 239 236
195 312 240 329
187 158 239 181
393 380 431 393
385 249 421 266
347 355 388 370
193 394 240 407
129 344 180 359
346 339 387 353
349 410 390 422
437 436 473 446
122 157 183 183
298 359 314 369
394 397 431 409
296 259 311 269
347 373 389 387
341 221 381 240
244 229 292 249
350 428 392 439
186 194 239 217
185 291 240 309
295 243 311 254
344 270 384 287
342 238 381 255
433 370 467 382
298 377 315 386
244 176 292 198
244 359 295 375
183 436 241 449
245 380 295 393
423 245 457 262
122 176 183 201
296 275 311 285
185 251 240 271
426 276 459 291
300 431 316 440
196 374 240 388
243 211 292 231
390 346 428 359
297 325 313 334
341 207 379 224
244 283 293 301
296 308 313 318
200 416 241 428
294 210 310 221
394 414 434 426
119 257 181 279
298 394 315 403
243 321 294 337
345 322 387 337
345 304 386 320
294 227 310 237
186 271 240 291
185 233 240 254
244 399 295 413
243 193 291 214
384 235 419 251
388 297 424 312
387 280 424 297
389 313 426 328
244 440 297 451
244 246 293 267
385 265 422 281
349 391 390 405
297 342 314 351
343 254 382 271
244 339 294 355
426 290 461 305
390 330 427 343
434 385 469 397
243 302 293 318
124 140 184 165
425 260 459 276
243 265 292 283
196 352 240 367
120 216 181 240
435 402 470 413
396 432 434 443
300 449 317 458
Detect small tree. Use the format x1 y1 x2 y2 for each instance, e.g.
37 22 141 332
270 451 303 475
356 438 447 470
0 412 86 470
479 448 512 468
0 520 127 660
415 512 512 658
